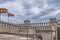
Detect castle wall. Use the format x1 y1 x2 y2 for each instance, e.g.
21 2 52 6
0 22 20 34
0 19 57 40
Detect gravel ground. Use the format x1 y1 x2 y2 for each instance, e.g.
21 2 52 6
0 34 32 40
0 34 21 40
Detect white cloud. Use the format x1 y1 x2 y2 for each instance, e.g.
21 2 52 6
40 9 60 19
30 6 40 15
0 0 25 15
50 9 60 16
0 0 60 23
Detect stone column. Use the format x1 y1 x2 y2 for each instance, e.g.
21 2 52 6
55 27 57 40
51 31 53 40
34 28 37 40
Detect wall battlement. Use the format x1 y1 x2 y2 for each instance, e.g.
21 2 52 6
0 18 59 40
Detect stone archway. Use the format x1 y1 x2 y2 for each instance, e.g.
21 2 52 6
37 35 42 40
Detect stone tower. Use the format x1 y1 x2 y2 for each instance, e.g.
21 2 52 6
50 17 57 40
24 20 31 24
50 17 56 23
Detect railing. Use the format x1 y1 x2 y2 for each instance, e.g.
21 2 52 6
19 22 50 27
0 21 51 27
30 22 50 27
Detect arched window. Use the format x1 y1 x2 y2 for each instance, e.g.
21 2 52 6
37 35 42 40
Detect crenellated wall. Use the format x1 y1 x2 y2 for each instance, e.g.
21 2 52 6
0 21 20 35
30 22 50 26
0 17 58 40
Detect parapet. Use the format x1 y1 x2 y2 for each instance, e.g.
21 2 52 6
0 17 58 27
30 22 50 27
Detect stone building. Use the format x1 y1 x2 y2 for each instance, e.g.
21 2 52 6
0 17 59 40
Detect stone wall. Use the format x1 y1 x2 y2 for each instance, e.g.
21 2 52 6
0 19 57 40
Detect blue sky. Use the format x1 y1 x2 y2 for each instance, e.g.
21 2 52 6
0 0 60 24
